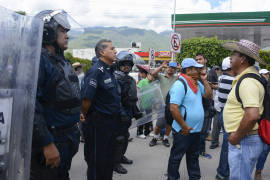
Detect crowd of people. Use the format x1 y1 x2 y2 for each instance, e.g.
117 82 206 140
29 9 270 180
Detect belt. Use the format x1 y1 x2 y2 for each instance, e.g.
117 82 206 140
228 129 258 136
49 124 77 137
246 129 258 136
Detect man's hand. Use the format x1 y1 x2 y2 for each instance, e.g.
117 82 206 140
80 113 85 122
227 132 241 145
151 61 169 78
43 143 60 168
181 125 193 135
161 61 169 68
200 69 207 81
81 99 91 118
201 68 212 99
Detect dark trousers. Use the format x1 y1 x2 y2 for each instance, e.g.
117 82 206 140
211 112 221 146
30 128 80 180
216 111 230 178
137 108 153 136
137 122 152 136
167 132 201 180
84 122 117 180
199 116 212 154
113 131 129 166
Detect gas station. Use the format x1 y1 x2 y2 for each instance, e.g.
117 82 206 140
172 11 270 48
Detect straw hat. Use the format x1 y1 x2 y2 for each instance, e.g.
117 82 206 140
222 39 267 65
72 62 84 68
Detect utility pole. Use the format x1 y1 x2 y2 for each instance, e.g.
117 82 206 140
171 0 176 62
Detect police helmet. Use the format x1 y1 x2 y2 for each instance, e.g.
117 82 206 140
117 51 134 68
35 10 70 44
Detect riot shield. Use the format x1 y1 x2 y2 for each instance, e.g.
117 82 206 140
130 81 165 129
0 6 43 180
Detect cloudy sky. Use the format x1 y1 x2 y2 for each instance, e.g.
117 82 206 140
1 0 270 33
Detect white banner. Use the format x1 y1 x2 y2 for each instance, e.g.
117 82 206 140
0 97 13 156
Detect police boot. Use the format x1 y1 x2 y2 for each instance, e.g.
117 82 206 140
121 155 133 164
113 164 128 174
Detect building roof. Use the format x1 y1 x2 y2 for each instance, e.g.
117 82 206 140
171 11 270 28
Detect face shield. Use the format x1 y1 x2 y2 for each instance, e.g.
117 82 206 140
38 9 84 34
117 51 134 73
117 51 132 60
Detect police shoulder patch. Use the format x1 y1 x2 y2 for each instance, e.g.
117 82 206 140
98 66 104 73
89 79 97 88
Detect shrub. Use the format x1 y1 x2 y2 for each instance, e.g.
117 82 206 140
176 36 231 67
259 50 270 69
64 52 92 73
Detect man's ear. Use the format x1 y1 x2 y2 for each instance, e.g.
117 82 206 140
99 50 105 56
185 67 190 74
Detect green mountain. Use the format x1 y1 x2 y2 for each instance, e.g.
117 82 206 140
68 26 171 51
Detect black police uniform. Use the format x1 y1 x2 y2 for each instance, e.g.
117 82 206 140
31 48 81 180
112 71 140 171
81 59 121 180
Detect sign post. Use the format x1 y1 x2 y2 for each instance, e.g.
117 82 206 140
149 48 156 68
170 32 181 54
171 0 178 62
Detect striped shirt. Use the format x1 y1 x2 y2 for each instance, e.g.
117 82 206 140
217 73 235 110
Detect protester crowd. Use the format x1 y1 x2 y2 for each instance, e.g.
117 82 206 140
30 9 270 180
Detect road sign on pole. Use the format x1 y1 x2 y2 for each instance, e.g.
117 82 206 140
170 33 181 53
149 48 156 68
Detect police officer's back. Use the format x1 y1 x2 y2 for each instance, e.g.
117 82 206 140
31 10 81 180
81 39 121 180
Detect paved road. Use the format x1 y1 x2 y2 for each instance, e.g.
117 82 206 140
70 128 270 180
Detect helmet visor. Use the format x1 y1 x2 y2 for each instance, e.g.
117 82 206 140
53 10 84 33
117 51 132 60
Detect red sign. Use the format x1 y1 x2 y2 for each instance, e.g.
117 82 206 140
170 33 181 53
158 51 171 57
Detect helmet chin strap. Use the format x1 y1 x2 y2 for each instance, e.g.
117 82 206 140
52 41 63 55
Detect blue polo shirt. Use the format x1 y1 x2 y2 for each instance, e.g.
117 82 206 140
170 76 205 133
81 60 121 115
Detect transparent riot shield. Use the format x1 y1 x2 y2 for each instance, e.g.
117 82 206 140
0 6 43 180
130 81 165 129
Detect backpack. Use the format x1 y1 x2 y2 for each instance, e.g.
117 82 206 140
235 73 270 145
165 78 187 123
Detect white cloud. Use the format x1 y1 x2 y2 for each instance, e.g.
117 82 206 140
0 0 269 33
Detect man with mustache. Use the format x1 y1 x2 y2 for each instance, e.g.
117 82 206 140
167 58 212 180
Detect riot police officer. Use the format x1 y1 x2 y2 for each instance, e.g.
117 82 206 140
113 51 142 174
31 10 81 180
81 39 121 180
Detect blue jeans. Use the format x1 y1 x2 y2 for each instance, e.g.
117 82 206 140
256 143 270 170
167 132 201 180
216 111 230 178
228 134 263 180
